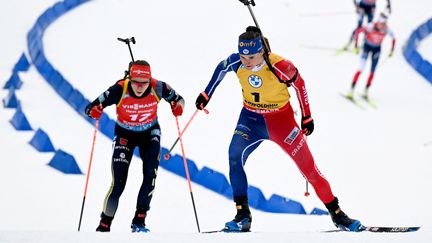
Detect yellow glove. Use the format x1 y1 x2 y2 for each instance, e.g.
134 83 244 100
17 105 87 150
353 47 359 55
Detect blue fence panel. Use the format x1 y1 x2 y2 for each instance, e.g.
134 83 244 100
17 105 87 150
48 149 82 174
193 166 230 194
403 18 432 85
3 73 23 90
265 194 306 214
10 108 32 131
29 128 56 152
2 88 20 108
13 53 31 72
247 186 266 209
419 61 432 78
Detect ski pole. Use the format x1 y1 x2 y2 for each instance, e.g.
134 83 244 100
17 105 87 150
238 0 271 54
238 0 292 84
175 115 201 233
305 180 310 197
240 0 259 26
303 135 310 197
117 37 136 62
78 119 100 231
164 109 204 160
380 54 391 67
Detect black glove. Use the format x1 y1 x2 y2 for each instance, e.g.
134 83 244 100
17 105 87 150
195 92 210 110
301 116 314 136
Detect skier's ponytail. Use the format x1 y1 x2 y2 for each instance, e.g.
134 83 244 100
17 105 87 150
240 26 271 53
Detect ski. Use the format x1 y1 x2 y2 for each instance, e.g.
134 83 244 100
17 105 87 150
358 93 378 109
204 225 420 233
339 93 365 109
335 47 347 56
365 226 420 233
335 46 357 56
201 228 251 234
201 229 225 234
323 226 421 233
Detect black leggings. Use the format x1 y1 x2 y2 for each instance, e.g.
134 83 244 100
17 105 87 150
102 124 161 217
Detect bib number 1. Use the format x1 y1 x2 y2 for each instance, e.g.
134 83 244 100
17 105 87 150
251 92 260 102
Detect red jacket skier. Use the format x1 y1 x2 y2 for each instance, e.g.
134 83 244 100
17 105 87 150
195 26 362 232
347 13 395 99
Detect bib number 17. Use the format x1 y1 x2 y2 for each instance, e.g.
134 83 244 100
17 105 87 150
130 113 151 122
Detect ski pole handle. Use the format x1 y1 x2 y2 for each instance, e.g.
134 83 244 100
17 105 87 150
239 0 255 6
117 36 136 62
117 37 128 43
117 37 136 44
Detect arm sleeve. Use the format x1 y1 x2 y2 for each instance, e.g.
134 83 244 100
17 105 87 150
161 82 184 104
88 81 123 109
203 53 241 97
354 27 366 47
274 60 311 117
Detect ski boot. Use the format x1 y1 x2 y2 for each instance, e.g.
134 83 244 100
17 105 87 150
96 212 113 232
131 211 150 233
361 90 369 101
224 196 252 232
342 44 350 51
336 44 350 55
325 197 363 232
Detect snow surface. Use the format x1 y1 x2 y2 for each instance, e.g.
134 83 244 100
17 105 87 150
1 0 431 242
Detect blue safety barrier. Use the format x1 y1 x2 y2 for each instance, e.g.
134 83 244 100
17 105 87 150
3 72 23 90
12 53 31 73
29 128 56 152
48 149 82 174
67 89 87 112
264 194 306 214
160 151 199 179
2 88 20 108
310 207 329 215
403 18 432 83
193 166 231 194
9 108 32 131
246 186 266 209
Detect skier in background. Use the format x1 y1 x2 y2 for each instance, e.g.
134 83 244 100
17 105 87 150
85 60 184 233
346 13 395 100
343 0 392 51
195 26 362 232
